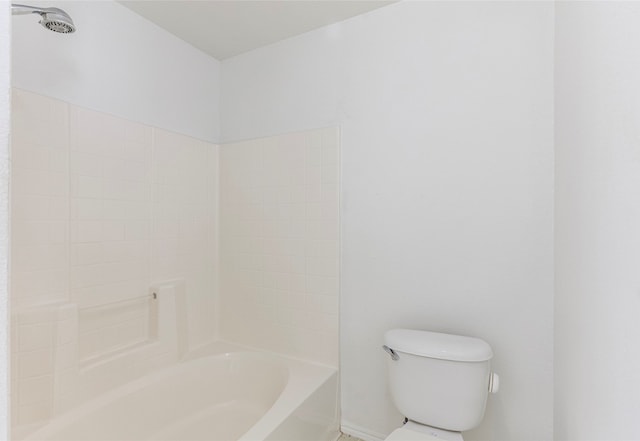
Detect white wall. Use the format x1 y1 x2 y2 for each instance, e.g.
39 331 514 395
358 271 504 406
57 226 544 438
12 0 220 143
555 3 640 439
222 2 554 440
0 2 11 439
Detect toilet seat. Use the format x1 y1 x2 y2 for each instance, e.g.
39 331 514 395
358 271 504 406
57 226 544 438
386 427 441 441
385 421 464 441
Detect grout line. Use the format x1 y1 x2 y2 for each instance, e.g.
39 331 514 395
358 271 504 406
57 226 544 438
148 127 155 340
212 143 221 340
66 103 72 307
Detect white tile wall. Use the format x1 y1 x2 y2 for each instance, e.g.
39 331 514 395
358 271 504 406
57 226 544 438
69 106 153 360
10 90 339 430
152 129 217 349
220 128 340 366
11 90 69 308
10 302 78 426
10 89 218 427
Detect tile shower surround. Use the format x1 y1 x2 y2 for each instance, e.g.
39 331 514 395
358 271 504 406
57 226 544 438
10 89 340 428
10 89 217 426
220 128 340 366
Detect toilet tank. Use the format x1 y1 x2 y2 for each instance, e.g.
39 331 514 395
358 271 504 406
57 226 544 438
384 329 495 432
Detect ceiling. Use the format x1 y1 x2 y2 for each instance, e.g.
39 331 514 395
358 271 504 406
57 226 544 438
118 1 393 60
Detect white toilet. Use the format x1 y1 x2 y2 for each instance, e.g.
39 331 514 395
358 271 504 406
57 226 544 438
382 329 499 441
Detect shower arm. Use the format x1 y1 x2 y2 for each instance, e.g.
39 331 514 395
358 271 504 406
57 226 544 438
11 3 54 15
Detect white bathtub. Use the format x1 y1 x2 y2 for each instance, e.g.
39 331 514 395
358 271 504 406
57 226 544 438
22 342 339 441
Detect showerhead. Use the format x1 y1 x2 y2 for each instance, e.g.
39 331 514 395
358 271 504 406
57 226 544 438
38 8 75 34
12 4 76 34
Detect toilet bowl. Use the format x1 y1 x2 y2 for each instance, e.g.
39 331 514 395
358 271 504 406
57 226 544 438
382 329 499 441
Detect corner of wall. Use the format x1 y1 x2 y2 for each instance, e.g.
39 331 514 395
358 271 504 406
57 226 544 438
0 2 11 439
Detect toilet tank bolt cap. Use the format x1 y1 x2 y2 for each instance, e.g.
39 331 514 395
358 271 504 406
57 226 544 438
489 372 500 393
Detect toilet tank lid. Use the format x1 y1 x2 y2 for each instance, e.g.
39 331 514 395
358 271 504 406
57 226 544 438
384 329 493 362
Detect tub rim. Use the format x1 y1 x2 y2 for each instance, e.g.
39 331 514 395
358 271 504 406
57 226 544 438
19 340 338 441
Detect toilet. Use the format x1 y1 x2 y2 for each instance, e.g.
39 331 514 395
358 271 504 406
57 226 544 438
382 329 499 441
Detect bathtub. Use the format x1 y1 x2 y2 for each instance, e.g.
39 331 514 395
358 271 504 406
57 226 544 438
22 342 339 441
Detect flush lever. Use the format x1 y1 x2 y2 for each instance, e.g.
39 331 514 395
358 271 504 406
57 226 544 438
382 345 399 361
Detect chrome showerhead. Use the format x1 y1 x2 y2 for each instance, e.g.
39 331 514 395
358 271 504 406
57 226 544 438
38 7 75 34
12 4 76 34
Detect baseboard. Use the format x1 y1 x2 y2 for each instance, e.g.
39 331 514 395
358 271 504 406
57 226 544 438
341 421 387 441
